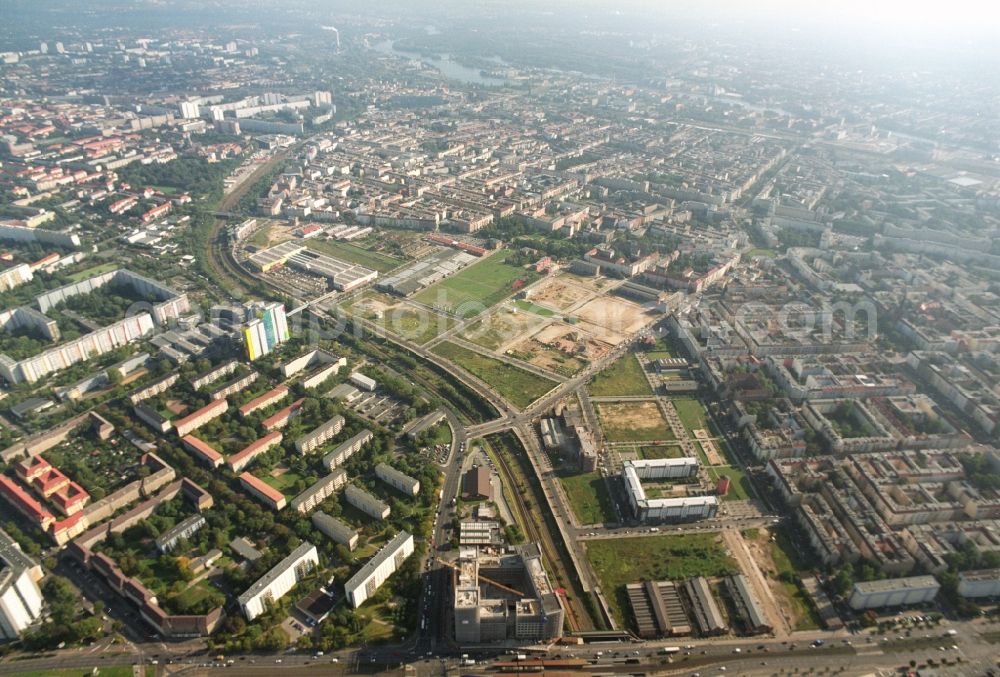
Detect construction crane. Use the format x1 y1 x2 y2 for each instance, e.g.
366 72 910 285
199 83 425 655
435 557 524 597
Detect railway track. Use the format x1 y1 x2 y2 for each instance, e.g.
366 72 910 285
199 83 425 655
205 147 295 298
483 432 593 633
346 330 491 425
210 233 257 297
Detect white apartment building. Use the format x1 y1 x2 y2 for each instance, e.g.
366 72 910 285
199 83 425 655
238 542 319 621
0 528 44 639
375 463 421 497
345 484 390 520
344 532 413 608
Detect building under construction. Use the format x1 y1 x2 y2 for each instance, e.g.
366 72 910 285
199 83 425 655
452 543 564 644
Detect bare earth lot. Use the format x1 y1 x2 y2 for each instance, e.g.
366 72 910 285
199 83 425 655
534 322 613 361
461 307 549 351
526 275 595 311
507 338 587 377
573 296 651 345
596 402 674 442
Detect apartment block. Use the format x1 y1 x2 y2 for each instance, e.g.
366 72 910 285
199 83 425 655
295 416 345 454
238 542 319 620
344 532 413 608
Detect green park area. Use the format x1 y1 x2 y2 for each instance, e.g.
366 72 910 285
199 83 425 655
559 472 617 525
68 262 119 282
672 397 708 431
425 421 452 446
414 250 539 315
588 353 653 397
432 341 556 408
261 468 308 497
384 305 454 345
707 465 754 501
306 239 404 273
639 445 686 459
587 533 738 626
512 299 557 317
646 335 677 360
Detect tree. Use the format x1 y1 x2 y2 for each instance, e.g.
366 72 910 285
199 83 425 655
831 565 854 598
256 626 289 651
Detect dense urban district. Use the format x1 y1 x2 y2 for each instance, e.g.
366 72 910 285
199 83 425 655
0 2 999 676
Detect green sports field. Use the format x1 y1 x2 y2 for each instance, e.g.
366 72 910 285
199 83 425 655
413 250 539 315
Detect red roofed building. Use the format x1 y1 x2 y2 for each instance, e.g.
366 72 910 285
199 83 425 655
239 472 286 511
238 385 289 419
29 466 70 499
296 223 323 238
15 454 52 482
142 202 171 223
174 399 228 437
0 474 55 530
30 252 60 271
50 511 88 544
181 435 224 469
228 431 283 473
50 481 90 515
109 196 138 214
262 398 305 431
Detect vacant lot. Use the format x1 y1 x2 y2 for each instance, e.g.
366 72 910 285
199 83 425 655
589 353 653 397
526 275 594 311
639 445 687 460
414 250 539 315
587 533 738 626
512 299 558 317
573 296 650 344
461 307 548 351
383 305 454 345
535 322 613 361
432 341 557 408
346 292 452 345
306 239 404 273
596 402 674 442
559 472 617 525
508 339 588 377
746 527 821 631
673 398 708 432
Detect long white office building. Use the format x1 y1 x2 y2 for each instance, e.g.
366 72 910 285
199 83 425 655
238 542 319 621
848 576 940 610
344 531 414 608
0 528 44 639
958 569 1000 599
622 462 718 523
626 457 699 480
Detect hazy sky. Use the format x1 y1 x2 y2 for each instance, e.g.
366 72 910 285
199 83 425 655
634 0 1000 40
